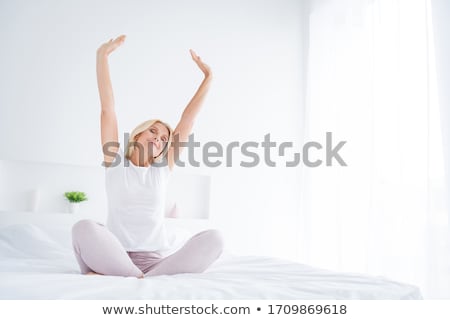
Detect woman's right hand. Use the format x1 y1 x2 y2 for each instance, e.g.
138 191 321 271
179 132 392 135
97 35 126 57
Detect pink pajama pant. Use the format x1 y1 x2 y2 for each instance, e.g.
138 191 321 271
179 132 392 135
71 219 224 278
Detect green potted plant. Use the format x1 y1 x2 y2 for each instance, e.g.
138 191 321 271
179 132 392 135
64 191 88 214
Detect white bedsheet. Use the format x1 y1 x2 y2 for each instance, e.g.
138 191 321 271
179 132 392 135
0 223 422 299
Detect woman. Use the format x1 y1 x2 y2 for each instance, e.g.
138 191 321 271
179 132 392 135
71 35 224 278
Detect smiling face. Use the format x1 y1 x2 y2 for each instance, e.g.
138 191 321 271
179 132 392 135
133 122 170 166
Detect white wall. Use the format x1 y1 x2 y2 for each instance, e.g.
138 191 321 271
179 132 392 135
0 0 305 260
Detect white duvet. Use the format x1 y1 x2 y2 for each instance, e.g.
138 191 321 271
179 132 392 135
0 223 422 299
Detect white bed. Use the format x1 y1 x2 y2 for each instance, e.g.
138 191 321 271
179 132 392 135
0 212 422 300
0 159 422 299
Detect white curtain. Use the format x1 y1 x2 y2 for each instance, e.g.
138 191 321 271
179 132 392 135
431 0 450 234
299 0 449 298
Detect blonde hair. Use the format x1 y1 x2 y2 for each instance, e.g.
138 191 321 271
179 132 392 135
125 119 173 164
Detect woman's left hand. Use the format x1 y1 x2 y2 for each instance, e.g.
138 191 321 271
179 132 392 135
190 49 212 79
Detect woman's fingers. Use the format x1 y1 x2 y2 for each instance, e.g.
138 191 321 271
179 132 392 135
98 35 126 56
189 49 196 59
116 35 126 42
113 35 126 46
109 35 126 51
189 49 211 77
190 49 202 61
106 35 125 46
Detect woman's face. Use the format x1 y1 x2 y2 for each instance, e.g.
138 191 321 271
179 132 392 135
135 122 170 160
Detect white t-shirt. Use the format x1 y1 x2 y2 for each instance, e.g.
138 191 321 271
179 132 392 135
104 146 173 253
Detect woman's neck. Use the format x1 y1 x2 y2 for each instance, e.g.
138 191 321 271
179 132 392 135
129 152 153 167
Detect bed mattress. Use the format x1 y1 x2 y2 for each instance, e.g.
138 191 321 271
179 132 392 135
0 223 422 299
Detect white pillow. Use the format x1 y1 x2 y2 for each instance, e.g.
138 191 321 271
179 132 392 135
0 224 68 259
0 218 220 259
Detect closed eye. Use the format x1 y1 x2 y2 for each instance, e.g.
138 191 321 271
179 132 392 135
149 127 168 142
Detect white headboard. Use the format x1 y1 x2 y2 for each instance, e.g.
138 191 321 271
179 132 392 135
0 158 210 223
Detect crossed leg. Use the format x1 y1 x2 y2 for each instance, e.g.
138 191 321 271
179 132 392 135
71 219 144 278
72 219 224 278
144 229 224 276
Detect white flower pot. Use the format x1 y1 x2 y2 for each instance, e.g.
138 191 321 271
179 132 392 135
68 202 80 214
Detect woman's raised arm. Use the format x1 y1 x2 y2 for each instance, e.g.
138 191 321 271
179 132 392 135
167 49 212 171
97 35 126 166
